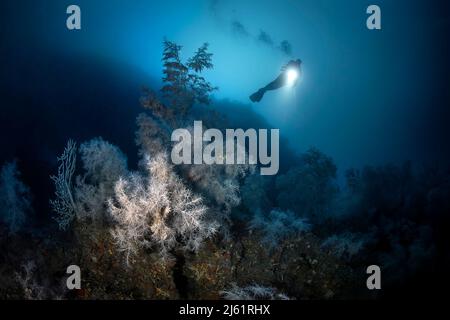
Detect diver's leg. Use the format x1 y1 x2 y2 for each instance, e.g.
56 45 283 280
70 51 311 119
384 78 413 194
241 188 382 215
250 74 285 102
250 88 265 102
262 74 285 91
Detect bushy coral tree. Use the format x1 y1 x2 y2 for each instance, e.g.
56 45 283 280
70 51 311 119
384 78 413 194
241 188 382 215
108 153 218 265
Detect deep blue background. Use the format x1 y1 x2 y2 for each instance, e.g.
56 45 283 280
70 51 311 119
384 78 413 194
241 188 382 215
1 0 449 210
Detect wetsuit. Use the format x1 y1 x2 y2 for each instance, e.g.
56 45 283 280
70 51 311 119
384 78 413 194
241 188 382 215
250 59 302 102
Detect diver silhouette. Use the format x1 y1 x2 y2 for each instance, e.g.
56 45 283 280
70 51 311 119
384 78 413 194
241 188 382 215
250 59 302 102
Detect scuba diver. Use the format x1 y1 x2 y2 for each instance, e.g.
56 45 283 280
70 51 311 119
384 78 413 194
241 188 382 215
249 59 302 102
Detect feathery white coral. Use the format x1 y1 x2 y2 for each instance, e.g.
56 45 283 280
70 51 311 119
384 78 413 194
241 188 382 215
75 137 128 222
249 209 311 247
221 283 291 300
50 140 77 230
79 137 128 188
108 153 217 265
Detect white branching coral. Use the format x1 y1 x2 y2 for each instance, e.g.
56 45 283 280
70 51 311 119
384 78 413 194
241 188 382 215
75 137 128 222
0 160 33 233
50 140 77 230
134 123 253 240
79 137 128 189
135 117 252 233
135 113 170 158
50 138 129 228
180 124 255 227
108 174 151 263
220 283 291 300
321 232 367 260
108 153 217 265
183 161 250 239
249 209 311 247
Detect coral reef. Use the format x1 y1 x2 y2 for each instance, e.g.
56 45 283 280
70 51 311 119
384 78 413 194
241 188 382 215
0 39 448 300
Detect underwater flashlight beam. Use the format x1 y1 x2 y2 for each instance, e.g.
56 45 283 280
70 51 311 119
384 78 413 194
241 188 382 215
286 68 299 87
